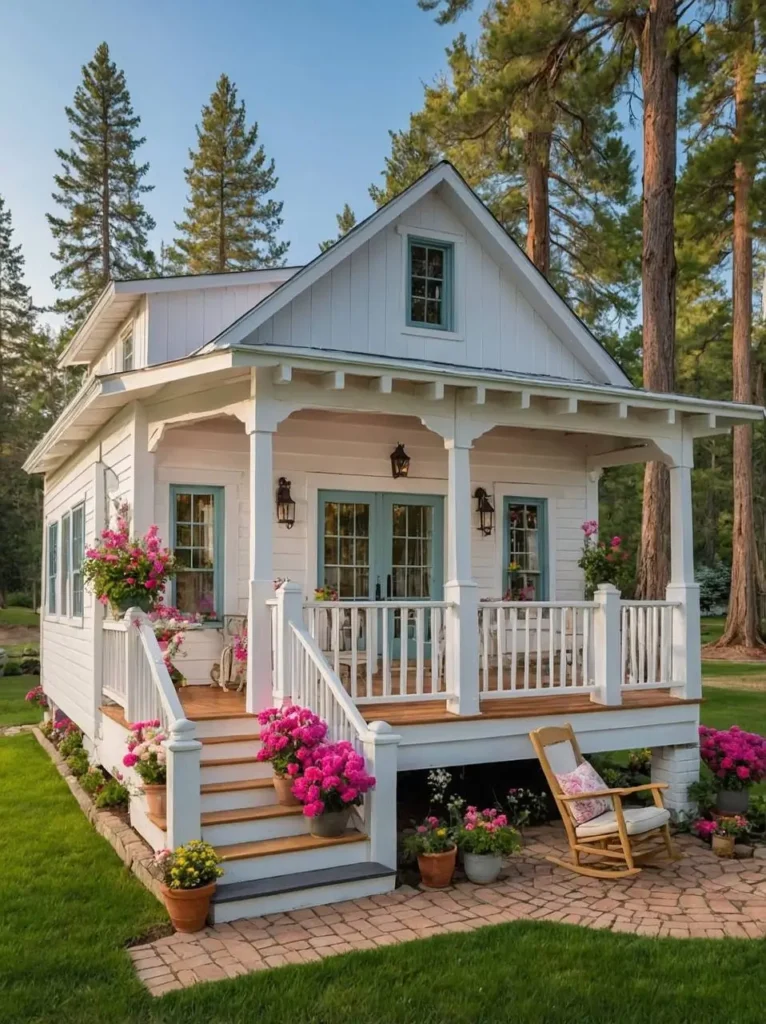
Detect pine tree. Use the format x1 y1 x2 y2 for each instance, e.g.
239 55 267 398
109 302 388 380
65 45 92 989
0 194 33 417
169 75 288 273
47 42 155 326
319 204 357 252
369 120 439 205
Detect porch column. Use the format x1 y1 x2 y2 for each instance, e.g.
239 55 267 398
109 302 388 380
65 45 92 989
444 440 480 716
247 426 275 714
666 462 702 701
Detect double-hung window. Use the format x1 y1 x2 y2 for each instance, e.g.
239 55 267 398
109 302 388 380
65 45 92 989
71 504 85 617
47 522 58 615
407 238 453 330
504 498 548 600
170 485 223 619
61 513 71 617
122 331 134 371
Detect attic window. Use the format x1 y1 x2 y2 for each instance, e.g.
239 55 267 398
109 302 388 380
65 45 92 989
407 238 453 330
122 331 134 372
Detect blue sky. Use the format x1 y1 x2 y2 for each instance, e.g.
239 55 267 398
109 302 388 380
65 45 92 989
0 0 484 324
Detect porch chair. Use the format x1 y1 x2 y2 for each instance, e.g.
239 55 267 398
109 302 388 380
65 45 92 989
529 724 679 879
210 614 247 693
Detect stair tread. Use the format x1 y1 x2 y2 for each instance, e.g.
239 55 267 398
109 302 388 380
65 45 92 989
202 733 260 745
216 829 367 862
148 802 303 831
213 861 395 904
200 778 273 794
201 755 256 767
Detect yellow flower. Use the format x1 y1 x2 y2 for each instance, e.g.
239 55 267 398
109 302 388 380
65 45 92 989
436 828 446 837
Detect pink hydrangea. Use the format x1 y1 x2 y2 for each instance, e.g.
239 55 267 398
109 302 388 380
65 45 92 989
255 705 328 779
290 741 376 818
699 725 766 791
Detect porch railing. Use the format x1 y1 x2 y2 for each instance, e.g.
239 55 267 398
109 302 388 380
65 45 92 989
620 600 677 690
477 602 597 697
102 619 128 705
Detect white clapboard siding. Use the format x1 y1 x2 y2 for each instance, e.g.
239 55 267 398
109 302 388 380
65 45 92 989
250 192 596 382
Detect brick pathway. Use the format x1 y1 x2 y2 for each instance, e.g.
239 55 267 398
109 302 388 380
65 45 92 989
130 827 766 996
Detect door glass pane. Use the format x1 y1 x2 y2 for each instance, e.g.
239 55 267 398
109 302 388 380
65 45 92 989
507 501 543 599
390 503 434 600
173 489 220 617
323 499 371 600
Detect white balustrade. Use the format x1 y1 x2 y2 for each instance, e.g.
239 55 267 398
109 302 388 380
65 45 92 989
620 601 677 689
102 620 128 705
303 601 451 704
478 602 597 696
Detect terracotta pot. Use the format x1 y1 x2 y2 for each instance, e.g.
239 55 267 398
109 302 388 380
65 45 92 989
161 882 216 933
417 846 457 889
143 783 166 818
309 807 351 838
273 773 300 806
716 789 749 815
712 834 736 858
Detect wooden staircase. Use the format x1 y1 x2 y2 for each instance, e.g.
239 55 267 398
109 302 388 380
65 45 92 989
150 703 396 923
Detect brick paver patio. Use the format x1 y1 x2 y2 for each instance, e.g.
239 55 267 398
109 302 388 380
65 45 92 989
130 827 766 996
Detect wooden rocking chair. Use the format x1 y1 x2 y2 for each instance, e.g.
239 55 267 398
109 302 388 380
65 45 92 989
529 724 679 879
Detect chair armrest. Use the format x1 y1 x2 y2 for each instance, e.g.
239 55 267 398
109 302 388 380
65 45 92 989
558 781 668 802
615 782 668 796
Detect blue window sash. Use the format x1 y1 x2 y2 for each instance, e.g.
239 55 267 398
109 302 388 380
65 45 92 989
502 497 549 600
71 504 85 618
47 522 58 615
169 484 224 621
61 513 71 618
406 237 454 331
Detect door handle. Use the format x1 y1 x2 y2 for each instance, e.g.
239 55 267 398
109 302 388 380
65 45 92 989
387 574 392 599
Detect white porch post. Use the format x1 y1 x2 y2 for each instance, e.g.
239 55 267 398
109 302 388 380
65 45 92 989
165 718 202 848
666 461 702 701
444 440 480 716
591 583 622 705
247 426 275 714
275 581 303 704
362 722 401 869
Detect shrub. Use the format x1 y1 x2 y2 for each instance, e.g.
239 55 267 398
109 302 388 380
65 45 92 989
456 807 522 856
696 562 730 614
255 705 327 779
67 748 90 778
59 728 84 758
95 778 129 810
577 521 633 597
747 793 766 838
80 767 106 795
154 840 223 890
6 591 33 608
19 647 40 675
505 787 549 827
123 721 167 785
3 660 21 677
688 775 718 814
24 685 48 709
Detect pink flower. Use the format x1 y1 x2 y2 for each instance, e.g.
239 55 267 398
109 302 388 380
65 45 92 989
123 753 138 767
581 520 598 538
610 536 621 548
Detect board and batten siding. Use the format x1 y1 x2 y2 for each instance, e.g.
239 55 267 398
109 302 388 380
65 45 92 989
248 192 597 382
41 413 135 736
152 414 589 625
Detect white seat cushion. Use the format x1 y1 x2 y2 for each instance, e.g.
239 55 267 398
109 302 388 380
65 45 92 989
575 804 670 839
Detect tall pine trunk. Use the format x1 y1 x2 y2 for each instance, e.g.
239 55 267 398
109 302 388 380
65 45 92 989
635 0 678 599
525 131 551 277
717 35 762 648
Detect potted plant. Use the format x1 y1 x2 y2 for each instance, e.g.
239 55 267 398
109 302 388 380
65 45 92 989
404 816 457 889
149 606 202 687
699 725 766 814
255 705 327 805
577 520 633 598
123 720 168 817
82 502 175 617
313 585 338 601
155 840 223 932
291 741 376 837
693 815 749 858
456 807 522 884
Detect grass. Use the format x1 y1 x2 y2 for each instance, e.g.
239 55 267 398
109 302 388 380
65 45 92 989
0 674 42 726
700 616 725 645
701 685 766 736
3 734 766 1024
0 605 39 628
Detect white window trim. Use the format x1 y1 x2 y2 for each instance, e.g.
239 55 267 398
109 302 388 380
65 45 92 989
45 501 86 626
119 321 136 372
396 223 466 342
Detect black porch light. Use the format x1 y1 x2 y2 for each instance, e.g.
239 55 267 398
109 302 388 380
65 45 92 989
276 477 296 529
390 442 411 479
475 487 495 536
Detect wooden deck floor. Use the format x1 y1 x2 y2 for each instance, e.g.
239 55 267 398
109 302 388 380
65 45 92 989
101 681 697 729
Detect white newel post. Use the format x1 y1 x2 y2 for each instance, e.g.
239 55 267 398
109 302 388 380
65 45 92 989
444 440 480 716
591 583 621 705
666 463 702 701
363 721 401 869
247 426 275 715
275 581 303 704
165 718 202 848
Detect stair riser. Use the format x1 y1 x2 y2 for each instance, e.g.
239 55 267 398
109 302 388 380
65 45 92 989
201 762 260 785
194 717 260 740
201 788 276 813
220 840 371 884
202 813 309 847
210 872 396 923
201 740 262 760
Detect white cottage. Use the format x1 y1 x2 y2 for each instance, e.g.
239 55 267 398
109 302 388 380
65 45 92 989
25 163 764 920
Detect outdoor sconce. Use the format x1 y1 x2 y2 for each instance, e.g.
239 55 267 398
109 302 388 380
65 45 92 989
390 442 411 479
276 477 296 529
475 487 495 536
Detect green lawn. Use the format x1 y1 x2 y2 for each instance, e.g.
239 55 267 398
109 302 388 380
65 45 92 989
702 661 766 678
0 674 41 726
0 605 39 627
700 616 725 644
701 685 766 736
3 733 766 1024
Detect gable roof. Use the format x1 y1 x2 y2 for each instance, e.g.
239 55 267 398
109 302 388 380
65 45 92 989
205 162 631 388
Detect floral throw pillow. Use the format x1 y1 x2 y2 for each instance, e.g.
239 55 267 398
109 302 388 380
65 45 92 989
555 761 611 825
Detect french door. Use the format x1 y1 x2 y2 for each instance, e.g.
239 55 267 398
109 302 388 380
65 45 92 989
318 491 444 658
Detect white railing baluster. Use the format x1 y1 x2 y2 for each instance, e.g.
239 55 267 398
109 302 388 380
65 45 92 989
415 607 425 695
618 600 679 690
536 607 543 690
511 608 518 691
381 606 390 698
350 606 359 700
481 606 490 693
399 607 408 697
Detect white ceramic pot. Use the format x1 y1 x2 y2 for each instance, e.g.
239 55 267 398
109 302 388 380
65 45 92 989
463 851 503 885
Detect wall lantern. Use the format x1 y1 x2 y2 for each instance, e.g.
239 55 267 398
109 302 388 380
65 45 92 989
390 442 411 479
276 477 296 529
474 487 495 536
